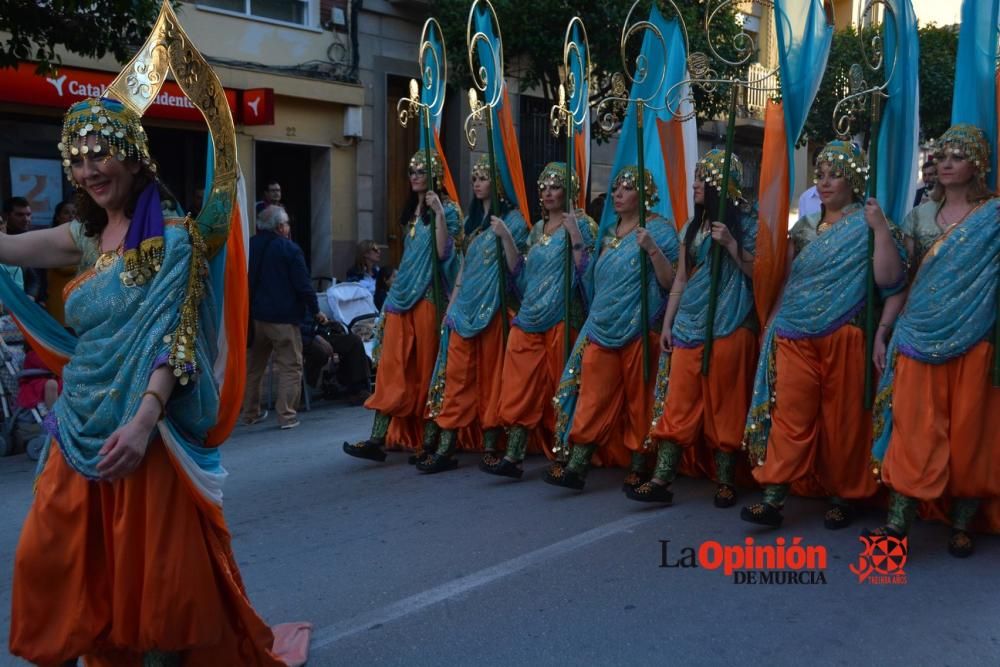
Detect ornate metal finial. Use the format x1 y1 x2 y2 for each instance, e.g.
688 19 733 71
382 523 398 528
832 0 898 139
549 17 592 140
396 18 448 132
463 0 504 150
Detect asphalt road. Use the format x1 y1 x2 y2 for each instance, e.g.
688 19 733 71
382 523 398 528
1 402 998 666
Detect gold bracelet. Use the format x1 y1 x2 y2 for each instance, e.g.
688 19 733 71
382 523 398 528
141 390 167 421
669 291 683 296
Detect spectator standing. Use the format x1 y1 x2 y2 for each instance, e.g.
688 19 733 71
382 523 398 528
797 184 822 219
911 160 937 209
2 197 44 303
241 205 325 429
345 239 382 299
255 180 283 214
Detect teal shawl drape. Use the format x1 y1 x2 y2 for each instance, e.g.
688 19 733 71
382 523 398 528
552 217 679 451
425 209 527 416
873 198 1000 460
673 213 758 347
383 200 462 314
513 218 594 334
744 206 906 464
448 209 528 338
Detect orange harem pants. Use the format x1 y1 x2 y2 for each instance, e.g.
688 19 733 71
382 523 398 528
497 322 569 432
882 341 1000 502
366 298 438 449
569 333 660 467
10 440 306 667
752 325 877 500
434 314 505 431
651 327 757 453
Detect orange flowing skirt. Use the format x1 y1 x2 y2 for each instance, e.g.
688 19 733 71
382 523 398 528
9 440 309 667
434 314 506 431
752 326 877 501
569 334 660 468
883 341 1000 533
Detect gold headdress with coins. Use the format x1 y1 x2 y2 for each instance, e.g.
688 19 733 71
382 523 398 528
537 161 577 220
696 149 743 202
612 165 659 213
814 140 869 198
58 1 238 387
932 123 991 180
471 153 507 201
409 149 445 190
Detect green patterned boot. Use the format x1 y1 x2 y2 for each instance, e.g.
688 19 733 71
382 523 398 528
481 427 503 467
740 483 788 527
543 443 596 490
409 419 441 465
867 490 918 540
622 451 648 492
713 450 737 508
482 425 527 479
143 652 180 667
626 440 678 504
948 498 979 558
343 411 390 462
417 427 459 474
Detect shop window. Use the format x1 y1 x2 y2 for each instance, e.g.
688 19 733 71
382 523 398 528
198 0 311 27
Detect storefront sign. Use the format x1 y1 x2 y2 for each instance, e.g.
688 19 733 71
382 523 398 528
0 62 239 123
242 88 275 125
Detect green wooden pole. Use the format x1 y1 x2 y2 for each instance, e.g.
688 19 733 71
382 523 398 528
636 104 649 382
423 109 444 330
563 118 575 363
485 111 510 338
702 84 739 376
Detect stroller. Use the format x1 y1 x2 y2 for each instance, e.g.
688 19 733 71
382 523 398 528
311 282 379 400
0 321 48 460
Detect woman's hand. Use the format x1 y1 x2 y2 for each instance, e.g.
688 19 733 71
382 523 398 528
425 191 445 217
864 197 888 232
710 221 735 250
96 417 155 482
490 215 511 239
635 228 658 255
874 326 889 374
660 322 673 353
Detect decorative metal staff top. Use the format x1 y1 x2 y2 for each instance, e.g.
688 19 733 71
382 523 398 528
659 0 779 377
463 0 510 335
396 18 449 324
549 16 591 363
831 0 900 407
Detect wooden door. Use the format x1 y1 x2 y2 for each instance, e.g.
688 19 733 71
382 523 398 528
386 75 420 268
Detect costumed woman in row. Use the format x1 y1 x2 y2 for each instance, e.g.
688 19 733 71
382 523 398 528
741 140 906 529
418 155 529 473
871 123 1000 557
5 95 308 663
628 149 757 507
343 151 462 463
545 165 678 491
481 162 595 478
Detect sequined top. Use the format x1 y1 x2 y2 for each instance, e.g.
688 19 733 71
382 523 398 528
901 200 942 265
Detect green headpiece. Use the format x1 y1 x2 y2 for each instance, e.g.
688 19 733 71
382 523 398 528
814 140 869 197
696 148 743 201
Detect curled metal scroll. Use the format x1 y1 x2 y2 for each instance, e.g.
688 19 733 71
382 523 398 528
397 18 448 132
550 17 592 138
463 0 504 149
661 0 780 122
832 0 898 138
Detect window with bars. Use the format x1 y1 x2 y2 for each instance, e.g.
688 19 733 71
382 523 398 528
198 0 311 26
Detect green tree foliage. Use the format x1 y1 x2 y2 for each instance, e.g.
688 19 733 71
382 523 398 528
0 0 164 74
431 0 746 140
801 23 957 147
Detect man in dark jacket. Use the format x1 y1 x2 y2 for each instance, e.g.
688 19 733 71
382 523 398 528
241 204 325 429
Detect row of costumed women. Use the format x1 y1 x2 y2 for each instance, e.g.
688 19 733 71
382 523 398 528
344 0 1000 561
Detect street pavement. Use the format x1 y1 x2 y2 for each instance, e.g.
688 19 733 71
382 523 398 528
1 401 998 666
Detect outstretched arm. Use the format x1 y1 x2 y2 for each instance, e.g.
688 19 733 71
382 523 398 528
0 225 81 269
